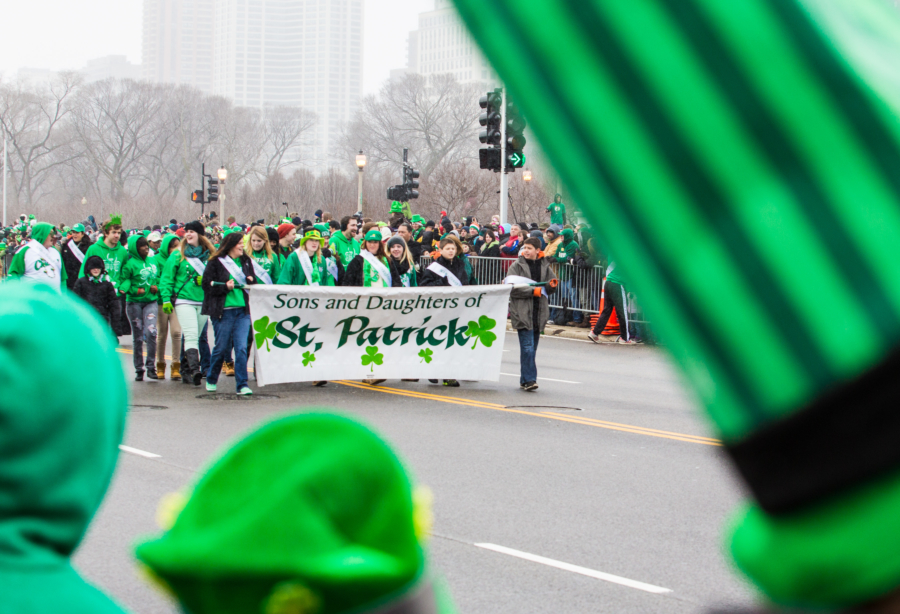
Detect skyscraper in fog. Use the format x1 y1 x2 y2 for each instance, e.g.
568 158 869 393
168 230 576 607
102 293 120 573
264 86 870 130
143 0 215 93
212 0 363 166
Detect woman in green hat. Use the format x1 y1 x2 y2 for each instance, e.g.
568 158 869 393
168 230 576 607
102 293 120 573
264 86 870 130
277 229 343 287
342 229 402 288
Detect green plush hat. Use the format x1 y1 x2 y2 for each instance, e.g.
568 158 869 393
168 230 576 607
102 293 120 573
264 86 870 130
102 214 123 231
376 221 387 228
72 223 85 233
364 229 382 242
411 215 424 224
134 413 454 614
299 229 325 248
390 201 403 213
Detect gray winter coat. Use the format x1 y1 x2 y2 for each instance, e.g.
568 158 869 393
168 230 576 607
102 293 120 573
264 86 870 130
507 256 557 331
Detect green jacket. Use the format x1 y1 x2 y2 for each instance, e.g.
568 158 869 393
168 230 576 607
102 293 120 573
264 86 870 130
7 224 67 289
153 235 181 303
0 282 128 614
277 250 337 286
548 201 567 226
606 260 625 287
250 249 281 284
554 230 579 280
78 239 128 290
118 235 160 303
328 232 360 267
159 249 207 305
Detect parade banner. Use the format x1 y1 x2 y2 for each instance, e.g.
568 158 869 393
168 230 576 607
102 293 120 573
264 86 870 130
248 285 513 385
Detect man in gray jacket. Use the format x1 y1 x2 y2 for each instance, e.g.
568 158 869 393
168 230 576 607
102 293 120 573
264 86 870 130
506 237 557 391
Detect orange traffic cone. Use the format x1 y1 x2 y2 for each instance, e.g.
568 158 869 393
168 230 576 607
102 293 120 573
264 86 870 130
589 278 621 335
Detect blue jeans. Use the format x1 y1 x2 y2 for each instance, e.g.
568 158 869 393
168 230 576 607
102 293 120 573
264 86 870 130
181 320 211 373
552 278 582 323
517 328 540 385
207 309 251 390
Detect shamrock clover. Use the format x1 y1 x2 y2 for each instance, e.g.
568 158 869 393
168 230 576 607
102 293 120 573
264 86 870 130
302 351 316 367
465 315 497 350
253 316 278 352
418 348 433 364
361 346 384 373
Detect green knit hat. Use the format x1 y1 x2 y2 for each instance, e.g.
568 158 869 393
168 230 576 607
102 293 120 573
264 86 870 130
364 229 382 242
135 413 454 614
390 201 403 213
313 223 331 238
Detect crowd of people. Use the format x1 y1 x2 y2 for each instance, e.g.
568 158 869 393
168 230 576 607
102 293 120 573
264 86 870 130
0 197 638 393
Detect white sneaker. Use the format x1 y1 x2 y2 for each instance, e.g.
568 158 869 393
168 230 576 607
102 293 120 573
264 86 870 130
587 331 600 344
238 386 253 395
206 382 217 392
617 337 636 345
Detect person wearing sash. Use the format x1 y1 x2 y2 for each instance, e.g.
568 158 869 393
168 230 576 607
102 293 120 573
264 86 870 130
61 223 92 291
246 225 281 285
420 237 469 289
160 220 215 386
201 232 257 396
277 228 343 287
386 235 418 288
7 223 66 290
342 229 402 288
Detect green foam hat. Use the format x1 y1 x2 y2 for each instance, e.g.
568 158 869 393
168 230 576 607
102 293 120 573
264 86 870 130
299 229 326 248
390 201 403 213
411 215 424 224
135 413 454 614
364 229 382 242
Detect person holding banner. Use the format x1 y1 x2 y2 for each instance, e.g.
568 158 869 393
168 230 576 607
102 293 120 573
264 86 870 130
160 220 215 386
343 229 402 288
278 228 343 287
202 232 257 396
420 237 469 289
505 238 557 392
61 223 92 291
386 235 418 288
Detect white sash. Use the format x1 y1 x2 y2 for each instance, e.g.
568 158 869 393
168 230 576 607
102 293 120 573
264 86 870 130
427 261 462 287
22 241 62 284
297 250 319 286
360 250 392 286
325 257 339 283
220 256 247 286
504 274 546 297
186 257 206 277
250 257 273 285
67 239 85 263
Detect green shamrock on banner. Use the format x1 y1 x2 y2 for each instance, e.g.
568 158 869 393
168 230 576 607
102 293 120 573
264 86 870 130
361 346 383 373
465 315 497 350
302 351 316 367
418 348 433 364
253 316 278 352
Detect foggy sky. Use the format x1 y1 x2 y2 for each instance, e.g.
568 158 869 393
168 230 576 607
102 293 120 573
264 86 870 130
0 0 434 95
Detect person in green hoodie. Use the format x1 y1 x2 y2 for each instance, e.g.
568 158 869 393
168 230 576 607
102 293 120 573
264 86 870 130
551 227 582 325
79 215 130 336
119 235 160 381
0 282 128 614
6 222 66 289
153 234 183 380
546 194 567 226
160 221 215 386
328 216 360 268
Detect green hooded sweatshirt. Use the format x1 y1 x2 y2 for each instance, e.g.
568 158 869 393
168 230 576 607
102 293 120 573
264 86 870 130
159 247 207 306
6 223 67 288
79 236 128 290
153 235 181 304
328 231 360 267
554 228 579 281
118 235 160 303
0 283 128 614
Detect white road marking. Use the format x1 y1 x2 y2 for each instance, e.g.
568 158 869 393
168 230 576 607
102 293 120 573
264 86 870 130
500 373 581 384
474 543 672 594
118 445 161 459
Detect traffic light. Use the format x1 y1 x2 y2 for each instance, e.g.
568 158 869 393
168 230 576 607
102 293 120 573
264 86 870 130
404 166 420 200
386 186 405 201
191 189 204 204
479 89 503 147
505 99 527 172
479 148 501 171
207 177 219 202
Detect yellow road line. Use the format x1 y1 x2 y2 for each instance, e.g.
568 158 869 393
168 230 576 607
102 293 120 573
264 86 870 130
117 348 719 446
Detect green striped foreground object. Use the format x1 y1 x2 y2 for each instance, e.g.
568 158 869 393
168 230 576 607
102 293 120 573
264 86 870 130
453 0 900 609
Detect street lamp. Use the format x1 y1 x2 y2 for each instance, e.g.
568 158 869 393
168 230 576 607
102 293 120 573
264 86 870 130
81 196 87 205
356 150 367 217
522 169 533 182
217 166 228 226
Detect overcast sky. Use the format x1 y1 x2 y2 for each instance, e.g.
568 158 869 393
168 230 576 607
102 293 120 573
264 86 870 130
0 0 435 95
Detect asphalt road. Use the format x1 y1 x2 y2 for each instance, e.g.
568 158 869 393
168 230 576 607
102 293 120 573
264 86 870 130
74 331 758 613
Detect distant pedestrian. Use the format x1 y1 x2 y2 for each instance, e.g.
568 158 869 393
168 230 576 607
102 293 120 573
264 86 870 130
588 260 635 344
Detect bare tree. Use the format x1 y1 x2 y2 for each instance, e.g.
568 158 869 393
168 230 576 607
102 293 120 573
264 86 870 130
260 106 317 177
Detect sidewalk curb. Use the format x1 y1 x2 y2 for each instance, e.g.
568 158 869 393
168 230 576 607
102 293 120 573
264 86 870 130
505 319 621 343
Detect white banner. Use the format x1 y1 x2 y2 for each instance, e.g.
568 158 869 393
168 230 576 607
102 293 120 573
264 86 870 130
248 285 513 385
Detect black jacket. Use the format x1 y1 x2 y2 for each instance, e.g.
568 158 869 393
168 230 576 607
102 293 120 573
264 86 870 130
420 256 470 287
73 256 120 326
342 254 403 287
61 236 93 290
201 255 258 319
405 239 423 263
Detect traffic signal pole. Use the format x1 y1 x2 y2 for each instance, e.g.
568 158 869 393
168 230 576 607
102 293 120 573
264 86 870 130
500 87 509 226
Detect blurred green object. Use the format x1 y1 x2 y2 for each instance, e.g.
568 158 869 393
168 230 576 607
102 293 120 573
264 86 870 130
452 0 900 608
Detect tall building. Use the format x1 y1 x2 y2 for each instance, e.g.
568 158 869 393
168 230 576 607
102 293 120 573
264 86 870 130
407 0 497 85
81 56 142 83
212 0 363 166
142 0 215 93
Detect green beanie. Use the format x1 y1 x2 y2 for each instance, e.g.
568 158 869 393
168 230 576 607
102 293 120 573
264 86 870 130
135 413 454 614
0 283 128 612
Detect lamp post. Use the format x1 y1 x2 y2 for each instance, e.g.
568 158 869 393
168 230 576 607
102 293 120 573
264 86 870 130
217 166 228 226
522 169 532 183
356 150 367 217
